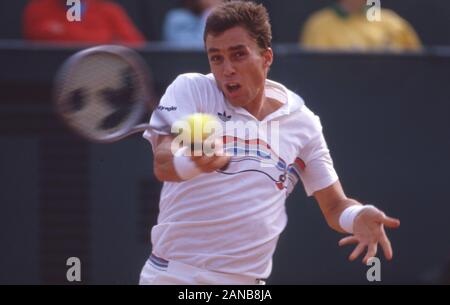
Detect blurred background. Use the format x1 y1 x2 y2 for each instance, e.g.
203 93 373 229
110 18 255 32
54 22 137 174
0 0 449 284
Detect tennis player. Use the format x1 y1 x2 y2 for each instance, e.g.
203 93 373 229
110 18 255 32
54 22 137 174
139 1 400 285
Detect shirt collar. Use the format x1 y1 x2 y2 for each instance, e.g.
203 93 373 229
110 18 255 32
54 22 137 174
218 76 304 121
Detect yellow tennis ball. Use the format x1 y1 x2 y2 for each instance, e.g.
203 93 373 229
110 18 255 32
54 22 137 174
184 113 220 143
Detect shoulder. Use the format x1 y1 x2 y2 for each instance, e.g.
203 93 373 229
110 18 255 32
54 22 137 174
158 74 220 116
298 104 319 122
166 73 221 107
304 8 337 28
284 87 323 135
379 9 411 28
171 73 218 90
287 104 324 148
175 72 214 81
380 9 404 21
267 79 306 113
268 79 322 134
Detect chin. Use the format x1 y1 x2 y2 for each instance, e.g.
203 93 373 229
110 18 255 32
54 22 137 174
227 97 247 108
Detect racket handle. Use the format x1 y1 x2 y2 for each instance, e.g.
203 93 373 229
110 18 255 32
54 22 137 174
97 124 153 143
131 123 154 133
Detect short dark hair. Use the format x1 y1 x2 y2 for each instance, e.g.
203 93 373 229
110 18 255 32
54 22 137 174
203 1 272 50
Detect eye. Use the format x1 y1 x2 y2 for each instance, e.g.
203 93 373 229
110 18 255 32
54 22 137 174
210 55 222 63
233 51 247 60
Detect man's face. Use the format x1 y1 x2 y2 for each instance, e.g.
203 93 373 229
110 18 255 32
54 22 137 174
205 26 273 109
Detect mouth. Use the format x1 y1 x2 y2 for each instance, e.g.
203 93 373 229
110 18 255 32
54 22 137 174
224 82 242 95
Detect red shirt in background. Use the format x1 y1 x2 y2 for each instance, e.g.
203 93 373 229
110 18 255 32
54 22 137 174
23 0 146 44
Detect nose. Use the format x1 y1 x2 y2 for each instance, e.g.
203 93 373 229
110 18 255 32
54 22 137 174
223 59 236 77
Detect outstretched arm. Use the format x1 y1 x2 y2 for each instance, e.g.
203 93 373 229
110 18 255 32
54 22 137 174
313 181 400 264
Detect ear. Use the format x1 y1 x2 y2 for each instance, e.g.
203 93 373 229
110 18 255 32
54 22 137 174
262 48 273 69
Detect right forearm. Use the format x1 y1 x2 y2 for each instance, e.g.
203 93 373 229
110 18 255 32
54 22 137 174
153 138 183 182
152 135 230 182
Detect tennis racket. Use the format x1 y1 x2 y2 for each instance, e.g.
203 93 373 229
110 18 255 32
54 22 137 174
53 45 161 143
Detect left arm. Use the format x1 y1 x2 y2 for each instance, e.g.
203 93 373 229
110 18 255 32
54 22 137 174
297 111 400 263
314 181 400 264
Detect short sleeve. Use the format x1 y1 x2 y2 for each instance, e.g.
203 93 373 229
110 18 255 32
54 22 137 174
298 115 339 196
143 74 202 150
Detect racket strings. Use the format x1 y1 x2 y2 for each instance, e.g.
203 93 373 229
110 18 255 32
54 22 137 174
96 67 138 130
57 53 143 140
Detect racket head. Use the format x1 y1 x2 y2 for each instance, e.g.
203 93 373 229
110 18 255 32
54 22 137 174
53 45 155 143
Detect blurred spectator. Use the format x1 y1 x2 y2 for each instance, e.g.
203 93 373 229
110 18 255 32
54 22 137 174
162 0 222 46
300 0 422 51
23 0 145 45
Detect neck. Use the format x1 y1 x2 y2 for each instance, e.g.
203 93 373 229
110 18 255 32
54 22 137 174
243 90 282 121
243 92 266 120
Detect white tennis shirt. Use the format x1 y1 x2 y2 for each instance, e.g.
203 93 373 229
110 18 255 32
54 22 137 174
143 73 338 278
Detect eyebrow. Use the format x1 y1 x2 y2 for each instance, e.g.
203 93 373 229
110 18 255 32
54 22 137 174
207 45 247 53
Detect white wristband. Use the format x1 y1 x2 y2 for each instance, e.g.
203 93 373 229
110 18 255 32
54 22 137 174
173 146 202 180
339 205 376 234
